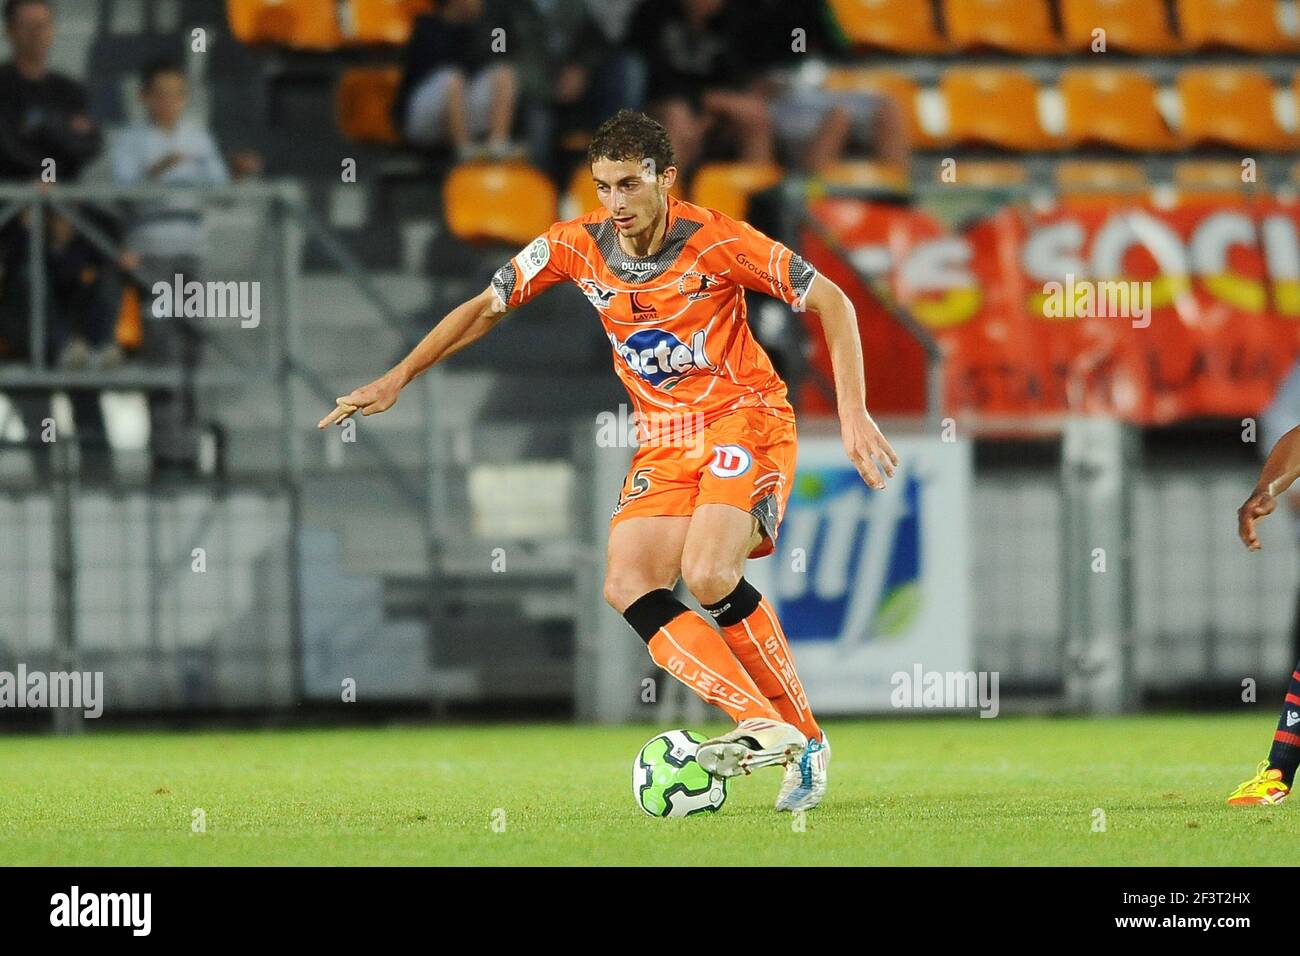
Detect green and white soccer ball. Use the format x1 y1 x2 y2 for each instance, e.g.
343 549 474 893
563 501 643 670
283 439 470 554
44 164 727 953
633 729 728 817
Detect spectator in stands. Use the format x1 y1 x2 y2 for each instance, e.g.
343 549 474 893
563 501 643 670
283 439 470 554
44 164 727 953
111 58 230 478
507 0 647 174
744 0 910 174
392 0 519 160
631 0 773 175
0 0 115 480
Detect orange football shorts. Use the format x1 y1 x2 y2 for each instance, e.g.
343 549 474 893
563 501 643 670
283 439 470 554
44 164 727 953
609 406 798 558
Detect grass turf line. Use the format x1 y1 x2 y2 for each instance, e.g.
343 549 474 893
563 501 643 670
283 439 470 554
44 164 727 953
0 715 1294 866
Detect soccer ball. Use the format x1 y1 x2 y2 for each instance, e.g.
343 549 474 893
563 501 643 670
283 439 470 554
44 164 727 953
633 729 728 817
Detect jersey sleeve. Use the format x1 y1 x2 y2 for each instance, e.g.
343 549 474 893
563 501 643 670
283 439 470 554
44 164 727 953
720 215 818 310
490 227 572 311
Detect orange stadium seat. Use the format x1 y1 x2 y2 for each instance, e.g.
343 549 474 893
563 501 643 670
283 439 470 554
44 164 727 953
936 159 1028 187
342 0 433 46
1060 69 1178 151
336 67 402 143
819 160 909 193
943 0 1061 53
565 163 603 217
1054 160 1148 206
1173 160 1268 203
1060 0 1182 53
1177 0 1300 53
941 69 1056 151
825 0 947 52
1177 68 1295 151
227 0 343 49
444 163 558 246
690 163 783 221
823 68 938 149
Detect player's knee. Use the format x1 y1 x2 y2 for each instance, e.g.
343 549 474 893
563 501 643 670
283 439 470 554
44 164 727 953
681 559 741 607
604 573 651 614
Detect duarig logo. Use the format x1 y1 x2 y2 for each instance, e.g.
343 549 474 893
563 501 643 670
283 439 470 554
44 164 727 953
608 328 714 390
774 468 921 644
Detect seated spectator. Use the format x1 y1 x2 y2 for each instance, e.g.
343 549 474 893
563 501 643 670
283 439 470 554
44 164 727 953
0 0 114 480
111 58 231 477
392 0 519 160
745 0 910 174
507 0 647 174
632 0 773 175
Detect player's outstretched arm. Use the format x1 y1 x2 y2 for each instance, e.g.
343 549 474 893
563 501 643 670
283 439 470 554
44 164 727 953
318 286 506 428
804 272 898 490
1239 423 1300 550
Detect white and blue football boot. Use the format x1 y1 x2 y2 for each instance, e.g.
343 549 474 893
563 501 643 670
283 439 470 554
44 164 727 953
695 718 806 778
774 733 830 812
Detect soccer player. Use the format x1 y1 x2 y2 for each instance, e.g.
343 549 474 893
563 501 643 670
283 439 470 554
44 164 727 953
318 110 897 812
1228 423 1300 805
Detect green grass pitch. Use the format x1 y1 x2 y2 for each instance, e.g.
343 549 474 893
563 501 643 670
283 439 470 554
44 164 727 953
0 714 1295 866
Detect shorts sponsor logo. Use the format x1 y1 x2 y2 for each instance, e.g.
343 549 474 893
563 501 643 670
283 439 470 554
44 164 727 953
609 328 713 388
709 444 752 478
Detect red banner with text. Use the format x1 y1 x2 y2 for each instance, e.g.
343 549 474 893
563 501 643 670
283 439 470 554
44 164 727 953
800 197 1300 424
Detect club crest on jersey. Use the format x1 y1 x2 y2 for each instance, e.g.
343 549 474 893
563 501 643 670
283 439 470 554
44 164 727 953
709 444 752 478
609 328 714 389
629 291 657 320
678 271 717 301
580 278 617 310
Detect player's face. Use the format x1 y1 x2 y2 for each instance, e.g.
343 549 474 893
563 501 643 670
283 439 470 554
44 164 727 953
591 157 674 242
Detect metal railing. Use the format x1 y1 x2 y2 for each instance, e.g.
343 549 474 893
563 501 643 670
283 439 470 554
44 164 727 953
0 181 440 727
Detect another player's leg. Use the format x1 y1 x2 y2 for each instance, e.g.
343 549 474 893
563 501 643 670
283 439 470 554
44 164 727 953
605 516 783 726
1227 662 1300 805
678 503 807 777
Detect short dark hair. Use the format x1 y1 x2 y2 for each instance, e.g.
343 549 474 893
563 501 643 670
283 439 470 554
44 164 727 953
141 57 185 90
587 109 676 177
4 0 50 27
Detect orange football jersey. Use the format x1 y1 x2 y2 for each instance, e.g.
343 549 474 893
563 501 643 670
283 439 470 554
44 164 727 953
490 195 817 429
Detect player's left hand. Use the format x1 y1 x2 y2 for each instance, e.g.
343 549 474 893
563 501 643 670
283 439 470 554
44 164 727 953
1238 489 1277 551
840 407 898 490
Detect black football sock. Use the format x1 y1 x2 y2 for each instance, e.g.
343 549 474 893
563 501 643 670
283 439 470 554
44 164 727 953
1266 662 1300 785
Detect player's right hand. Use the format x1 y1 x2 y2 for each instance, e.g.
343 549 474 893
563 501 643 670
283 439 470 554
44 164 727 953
317 370 403 428
1238 489 1277 551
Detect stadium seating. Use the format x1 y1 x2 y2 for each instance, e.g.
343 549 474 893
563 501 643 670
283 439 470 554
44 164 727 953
1059 69 1178 151
938 159 1028 186
1054 160 1149 206
1059 0 1182 53
336 67 402 144
941 69 1056 151
691 163 784 220
825 0 947 52
443 162 558 246
1177 0 1300 53
819 160 910 193
823 68 938 149
943 0 1061 53
1173 160 1268 202
341 0 432 46
1177 68 1296 151
227 0 344 50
